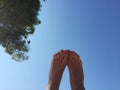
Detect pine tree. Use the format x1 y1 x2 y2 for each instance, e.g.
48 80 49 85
0 0 42 61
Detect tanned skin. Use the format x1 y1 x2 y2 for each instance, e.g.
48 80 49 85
46 51 68 90
68 51 85 90
46 50 85 90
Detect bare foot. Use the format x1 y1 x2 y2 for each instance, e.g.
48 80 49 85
47 50 68 90
68 51 85 90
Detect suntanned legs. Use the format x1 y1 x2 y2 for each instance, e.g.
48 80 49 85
68 51 85 90
46 51 68 90
46 50 85 90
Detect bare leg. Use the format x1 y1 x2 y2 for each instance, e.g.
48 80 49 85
68 51 85 90
46 51 68 90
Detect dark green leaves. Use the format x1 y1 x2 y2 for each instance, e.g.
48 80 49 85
0 0 41 61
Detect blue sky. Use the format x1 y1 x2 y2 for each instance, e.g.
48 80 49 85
0 0 120 90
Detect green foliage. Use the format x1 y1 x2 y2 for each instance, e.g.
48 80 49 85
0 0 42 61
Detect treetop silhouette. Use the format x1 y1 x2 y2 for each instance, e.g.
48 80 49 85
0 0 43 61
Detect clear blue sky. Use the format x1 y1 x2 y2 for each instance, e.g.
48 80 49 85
0 0 120 90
